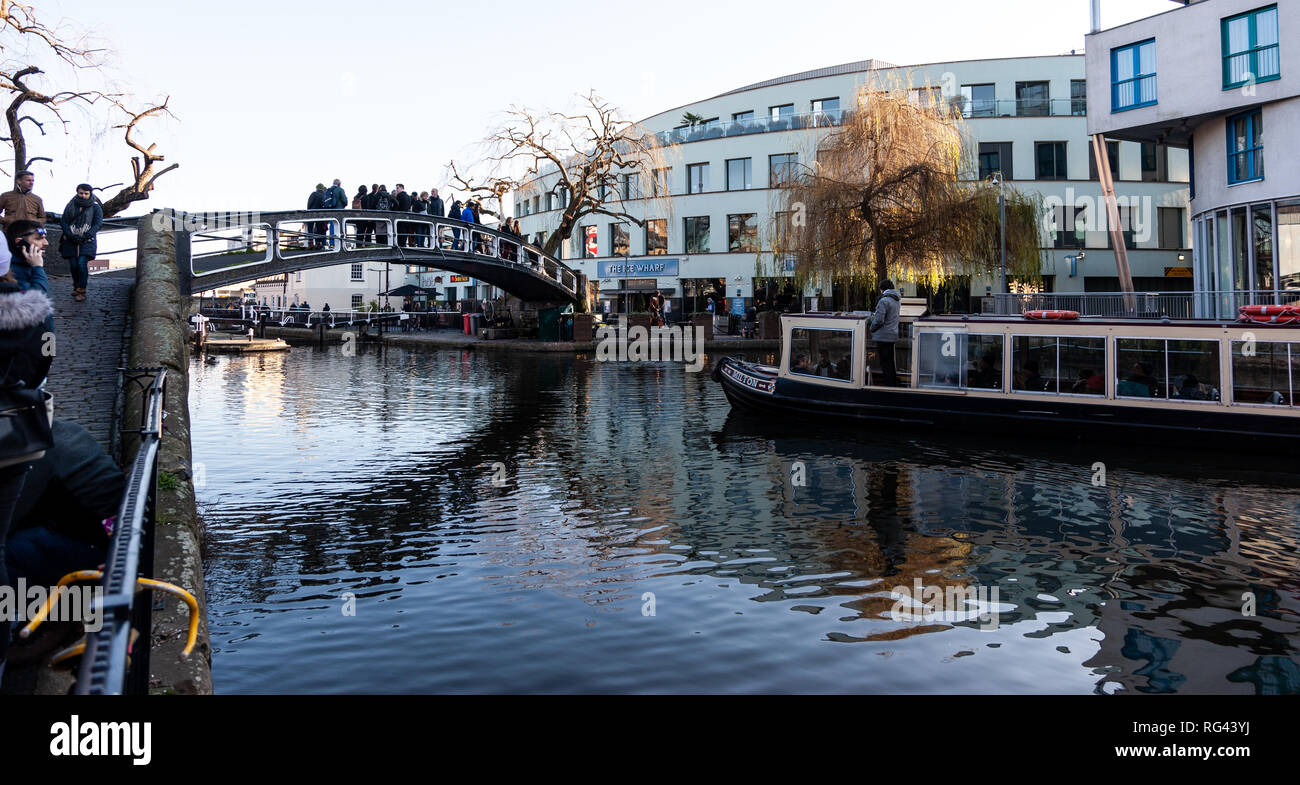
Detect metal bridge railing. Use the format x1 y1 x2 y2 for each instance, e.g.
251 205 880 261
185 210 580 297
76 368 166 695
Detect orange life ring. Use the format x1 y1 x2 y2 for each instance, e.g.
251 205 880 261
1239 304 1300 317
1239 311 1300 325
1024 310 1080 320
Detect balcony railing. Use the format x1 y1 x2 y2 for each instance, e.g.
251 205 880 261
958 97 1086 118
656 109 849 145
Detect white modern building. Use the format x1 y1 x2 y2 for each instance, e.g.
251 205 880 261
1086 0 1299 314
515 54 1193 316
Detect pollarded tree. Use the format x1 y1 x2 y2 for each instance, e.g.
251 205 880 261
771 80 1043 298
448 90 672 258
0 1 178 217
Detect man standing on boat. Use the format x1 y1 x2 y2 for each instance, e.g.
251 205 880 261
870 280 901 386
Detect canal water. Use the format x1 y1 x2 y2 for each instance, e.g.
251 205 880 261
189 345 1300 693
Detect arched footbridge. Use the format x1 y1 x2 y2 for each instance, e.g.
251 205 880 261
158 209 583 302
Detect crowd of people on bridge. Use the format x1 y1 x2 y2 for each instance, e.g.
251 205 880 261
305 179 530 255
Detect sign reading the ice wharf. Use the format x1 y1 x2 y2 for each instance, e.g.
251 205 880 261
598 258 679 278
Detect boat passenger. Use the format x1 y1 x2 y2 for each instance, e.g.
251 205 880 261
793 354 810 373
1176 374 1206 401
834 356 851 380
813 350 834 377
1022 360 1046 392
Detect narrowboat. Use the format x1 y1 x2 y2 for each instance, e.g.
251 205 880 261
712 308 1300 451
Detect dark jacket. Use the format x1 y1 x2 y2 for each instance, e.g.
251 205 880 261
394 190 412 212
410 198 428 214
428 196 445 218
307 189 325 210
59 197 105 259
12 419 125 544
10 259 49 294
0 282 55 390
371 189 393 211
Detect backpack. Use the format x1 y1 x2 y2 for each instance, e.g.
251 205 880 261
351 195 363 209
374 191 393 211
320 189 338 209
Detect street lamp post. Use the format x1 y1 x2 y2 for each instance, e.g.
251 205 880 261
990 171 1007 309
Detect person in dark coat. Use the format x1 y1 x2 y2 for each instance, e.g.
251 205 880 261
370 186 392 245
410 192 429 247
0 224 56 680
306 184 326 249
428 189 445 218
447 200 464 250
58 184 104 303
353 185 373 245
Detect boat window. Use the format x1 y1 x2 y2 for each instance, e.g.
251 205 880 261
1115 338 1220 401
1013 336 1106 395
789 327 854 381
916 332 1003 390
1231 341 1298 406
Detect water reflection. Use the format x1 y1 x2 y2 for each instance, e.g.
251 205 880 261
191 346 1300 693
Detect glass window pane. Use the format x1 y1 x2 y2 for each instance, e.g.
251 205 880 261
1278 204 1300 289
917 332 964 388
1138 41 1156 75
1116 338 1166 398
1061 337 1106 395
1168 340 1220 400
1232 341 1291 405
646 219 667 255
1254 204 1274 291
1226 16 1250 54
1013 336 1056 392
789 328 854 381
967 335 1003 390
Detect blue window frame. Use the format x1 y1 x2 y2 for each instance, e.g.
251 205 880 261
1112 39 1157 112
1227 109 1264 184
1223 5 1280 89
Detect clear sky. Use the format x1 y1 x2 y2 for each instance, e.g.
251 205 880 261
21 0 1182 216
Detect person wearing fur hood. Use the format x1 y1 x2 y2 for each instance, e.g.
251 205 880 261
0 219 55 680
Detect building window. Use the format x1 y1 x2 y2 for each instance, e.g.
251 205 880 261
1035 142 1067 180
728 214 758 253
611 223 629 257
1016 81 1050 116
1223 5 1279 89
769 153 798 187
651 167 671 197
350 263 364 281
684 216 710 254
645 219 667 255
726 158 752 190
351 294 363 310
531 195 540 213
769 104 794 120
582 225 598 257
686 162 709 194
1227 109 1264 184
1108 206 1138 250
620 173 639 200
1052 205 1088 249
1158 207 1185 249
811 97 840 118
1141 143 1168 181
732 110 753 123
546 192 555 211
1089 140 1121 181
978 142 1012 181
1112 39 1157 111
961 83 996 117
1070 79 1087 116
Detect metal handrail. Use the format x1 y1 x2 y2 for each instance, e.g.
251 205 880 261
76 368 166 695
991 289 1300 319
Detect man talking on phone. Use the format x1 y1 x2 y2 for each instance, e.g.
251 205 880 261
0 171 47 229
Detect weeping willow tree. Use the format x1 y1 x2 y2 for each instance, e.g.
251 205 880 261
765 79 1044 302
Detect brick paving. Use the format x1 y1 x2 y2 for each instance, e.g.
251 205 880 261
43 267 135 451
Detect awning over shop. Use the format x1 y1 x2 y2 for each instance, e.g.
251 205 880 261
383 284 428 296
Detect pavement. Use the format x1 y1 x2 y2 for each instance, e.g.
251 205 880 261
0 267 134 695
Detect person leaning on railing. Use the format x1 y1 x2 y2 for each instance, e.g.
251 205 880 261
0 226 57 682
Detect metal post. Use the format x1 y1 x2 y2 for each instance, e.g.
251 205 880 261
999 174 1007 300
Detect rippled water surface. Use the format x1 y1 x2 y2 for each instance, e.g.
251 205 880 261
189 345 1300 693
